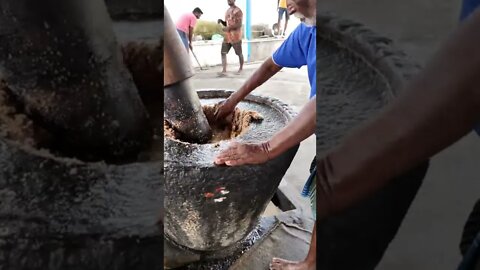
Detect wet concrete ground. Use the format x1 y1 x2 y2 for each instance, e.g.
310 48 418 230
320 1 480 269
191 64 314 214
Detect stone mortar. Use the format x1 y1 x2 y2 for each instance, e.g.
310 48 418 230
0 3 163 270
164 90 299 253
0 137 163 270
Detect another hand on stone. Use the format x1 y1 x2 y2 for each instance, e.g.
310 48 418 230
214 141 271 166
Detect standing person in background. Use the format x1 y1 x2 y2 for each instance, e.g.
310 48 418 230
217 0 244 76
176 7 203 53
277 0 289 36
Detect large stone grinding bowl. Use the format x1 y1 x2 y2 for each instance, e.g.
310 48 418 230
164 90 299 251
0 4 163 270
315 13 429 269
0 139 163 270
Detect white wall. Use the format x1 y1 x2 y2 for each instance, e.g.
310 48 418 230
189 38 284 68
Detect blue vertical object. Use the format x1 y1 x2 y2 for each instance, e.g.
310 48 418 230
459 0 480 135
458 232 480 270
457 3 480 270
245 0 252 61
460 0 480 20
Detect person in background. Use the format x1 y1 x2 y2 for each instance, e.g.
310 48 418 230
217 0 244 76
277 0 290 36
176 7 203 53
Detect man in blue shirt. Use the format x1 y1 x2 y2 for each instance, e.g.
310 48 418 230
214 0 317 269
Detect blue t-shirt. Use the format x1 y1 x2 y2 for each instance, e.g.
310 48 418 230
271 23 316 99
461 0 480 20
460 0 480 135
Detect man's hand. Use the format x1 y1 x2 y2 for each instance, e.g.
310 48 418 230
214 141 271 166
214 98 237 121
218 19 227 26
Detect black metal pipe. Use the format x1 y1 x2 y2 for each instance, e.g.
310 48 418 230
163 7 211 143
164 79 212 143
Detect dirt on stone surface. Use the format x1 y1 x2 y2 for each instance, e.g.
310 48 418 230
164 104 263 144
0 79 162 163
0 81 50 148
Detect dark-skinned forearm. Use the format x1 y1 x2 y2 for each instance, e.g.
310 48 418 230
268 98 316 158
188 27 193 45
230 57 282 103
316 9 480 220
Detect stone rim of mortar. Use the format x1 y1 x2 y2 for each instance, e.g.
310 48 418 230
164 89 298 167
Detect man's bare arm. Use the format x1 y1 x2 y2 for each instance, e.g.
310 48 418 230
316 9 480 220
188 26 194 46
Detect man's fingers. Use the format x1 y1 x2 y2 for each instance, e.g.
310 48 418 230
226 160 243 166
216 155 244 166
217 150 242 162
214 143 241 159
214 101 227 119
215 143 250 165
214 158 226 165
225 154 250 166
214 109 223 120
215 150 238 161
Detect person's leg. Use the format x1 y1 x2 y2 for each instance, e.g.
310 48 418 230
270 222 316 270
277 9 283 36
457 198 480 269
283 11 289 36
176 29 189 51
220 43 231 75
270 159 317 270
232 42 243 74
460 199 480 256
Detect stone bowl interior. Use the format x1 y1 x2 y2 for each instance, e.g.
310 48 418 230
164 90 295 167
